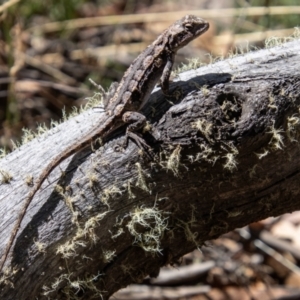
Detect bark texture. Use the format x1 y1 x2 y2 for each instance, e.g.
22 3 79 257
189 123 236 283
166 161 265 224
0 38 300 299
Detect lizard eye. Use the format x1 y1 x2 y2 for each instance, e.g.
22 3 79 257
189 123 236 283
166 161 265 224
184 23 193 30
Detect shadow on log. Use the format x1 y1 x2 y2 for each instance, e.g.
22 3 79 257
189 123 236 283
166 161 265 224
0 39 300 299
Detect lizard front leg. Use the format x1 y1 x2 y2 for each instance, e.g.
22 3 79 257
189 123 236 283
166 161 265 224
159 52 182 102
160 52 175 95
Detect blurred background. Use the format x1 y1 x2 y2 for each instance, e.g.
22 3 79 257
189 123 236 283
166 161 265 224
1 0 300 299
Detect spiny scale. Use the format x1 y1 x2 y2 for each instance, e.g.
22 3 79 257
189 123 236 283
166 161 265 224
0 15 209 272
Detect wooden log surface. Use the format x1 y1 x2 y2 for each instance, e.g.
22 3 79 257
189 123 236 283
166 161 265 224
0 38 300 299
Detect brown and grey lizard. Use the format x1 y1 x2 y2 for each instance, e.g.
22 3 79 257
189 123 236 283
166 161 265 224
0 15 209 271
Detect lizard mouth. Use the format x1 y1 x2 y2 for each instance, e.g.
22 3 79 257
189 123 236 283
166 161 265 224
194 21 210 37
177 22 209 49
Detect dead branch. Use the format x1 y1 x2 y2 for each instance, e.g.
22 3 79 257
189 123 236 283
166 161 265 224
0 38 299 299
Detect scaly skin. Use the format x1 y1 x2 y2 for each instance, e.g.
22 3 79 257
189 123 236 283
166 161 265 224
0 15 209 271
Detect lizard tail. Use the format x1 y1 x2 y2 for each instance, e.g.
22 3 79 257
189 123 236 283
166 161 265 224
0 176 46 272
0 144 86 272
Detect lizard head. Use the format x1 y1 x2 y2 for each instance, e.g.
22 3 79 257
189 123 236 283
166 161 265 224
168 15 209 51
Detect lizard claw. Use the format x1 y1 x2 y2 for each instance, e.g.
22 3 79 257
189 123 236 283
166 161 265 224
123 131 154 159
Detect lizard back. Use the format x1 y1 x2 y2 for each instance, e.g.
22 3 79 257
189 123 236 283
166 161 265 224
0 15 209 273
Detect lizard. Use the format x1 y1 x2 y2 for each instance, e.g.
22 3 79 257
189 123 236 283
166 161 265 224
0 15 209 271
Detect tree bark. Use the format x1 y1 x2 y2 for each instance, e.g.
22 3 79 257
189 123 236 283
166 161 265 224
0 39 300 300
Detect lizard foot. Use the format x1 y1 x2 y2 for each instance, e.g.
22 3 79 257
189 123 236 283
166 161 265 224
124 131 154 159
165 86 183 101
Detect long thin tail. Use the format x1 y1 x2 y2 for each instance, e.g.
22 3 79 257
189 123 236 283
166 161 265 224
0 181 43 271
0 140 91 272
0 115 115 272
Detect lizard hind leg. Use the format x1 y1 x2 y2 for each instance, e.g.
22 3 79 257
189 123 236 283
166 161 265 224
122 111 153 156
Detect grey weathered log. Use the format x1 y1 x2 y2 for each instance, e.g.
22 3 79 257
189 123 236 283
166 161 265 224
0 39 300 299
